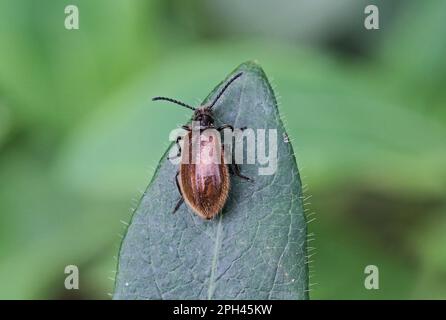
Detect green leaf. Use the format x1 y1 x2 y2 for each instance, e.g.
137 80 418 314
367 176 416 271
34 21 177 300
113 61 308 299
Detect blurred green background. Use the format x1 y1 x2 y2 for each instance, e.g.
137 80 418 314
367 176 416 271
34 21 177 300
0 0 445 299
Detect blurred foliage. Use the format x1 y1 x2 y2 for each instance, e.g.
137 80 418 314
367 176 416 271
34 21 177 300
0 0 445 299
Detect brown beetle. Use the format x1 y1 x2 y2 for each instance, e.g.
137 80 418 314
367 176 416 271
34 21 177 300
152 72 252 219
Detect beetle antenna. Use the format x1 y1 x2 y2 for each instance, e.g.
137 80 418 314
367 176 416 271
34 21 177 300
152 97 196 111
209 72 243 109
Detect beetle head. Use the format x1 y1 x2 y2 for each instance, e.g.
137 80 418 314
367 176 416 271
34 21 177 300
194 107 214 127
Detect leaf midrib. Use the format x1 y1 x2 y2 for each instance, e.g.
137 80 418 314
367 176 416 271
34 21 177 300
206 75 247 299
207 213 223 299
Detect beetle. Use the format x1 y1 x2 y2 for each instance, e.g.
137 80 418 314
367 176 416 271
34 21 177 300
152 72 252 220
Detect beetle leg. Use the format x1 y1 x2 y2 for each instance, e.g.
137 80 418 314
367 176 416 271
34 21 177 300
217 124 234 132
168 136 183 160
218 124 247 132
231 163 254 182
224 144 254 182
222 139 253 182
182 125 191 131
173 198 184 214
169 124 191 160
173 171 184 213
175 171 183 196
